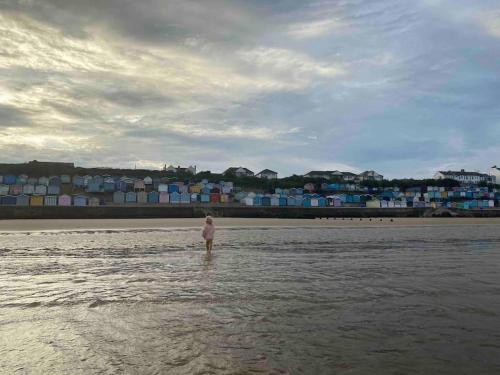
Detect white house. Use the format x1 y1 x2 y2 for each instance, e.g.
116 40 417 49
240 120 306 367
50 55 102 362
303 170 359 181
164 165 196 174
357 170 384 181
256 169 278 180
433 169 490 184
224 167 254 177
490 166 500 184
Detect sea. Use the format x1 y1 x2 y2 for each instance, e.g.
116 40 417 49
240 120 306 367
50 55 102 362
1 223 500 374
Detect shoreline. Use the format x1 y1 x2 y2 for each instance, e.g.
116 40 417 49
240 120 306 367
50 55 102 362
1 217 500 232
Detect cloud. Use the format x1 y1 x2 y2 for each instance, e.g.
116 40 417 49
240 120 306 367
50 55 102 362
0 0 499 178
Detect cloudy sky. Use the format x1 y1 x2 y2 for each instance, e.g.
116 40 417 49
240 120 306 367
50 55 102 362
0 0 499 178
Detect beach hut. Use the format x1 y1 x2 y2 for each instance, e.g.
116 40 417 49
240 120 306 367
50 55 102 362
310 198 319 207
191 193 199 203
200 193 210 203
189 185 202 194
158 184 169 193
17 175 28 185
30 195 44 206
86 178 102 193
16 195 30 206
49 176 61 186
1 195 17 205
201 186 211 195
137 191 148 204
82 175 92 186
144 176 153 185
72 175 84 187
269 196 279 206
168 184 179 194
134 180 146 191
125 191 137 203
113 191 125 204
58 195 72 206
304 183 315 192
318 197 327 207
210 193 220 203
3 175 17 185
159 192 170 204
286 196 296 206
48 185 60 195
0 185 8 195
7 184 21 195
170 192 181 204
220 194 231 203
22 184 35 195
73 195 88 207
103 178 115 192
0 176 2 184
35 185 47 195
38 176 49 186
27 177 37 185
44 196 58 206
244 196 254 206
180 192 190 204
89 197 100 207
115 180 127 192
302 197 311 207
148 191 159 203
366 199 381 208
261 196 271 206
61 175 71 184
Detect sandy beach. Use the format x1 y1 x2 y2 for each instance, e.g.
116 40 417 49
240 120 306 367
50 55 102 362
0 217 499 232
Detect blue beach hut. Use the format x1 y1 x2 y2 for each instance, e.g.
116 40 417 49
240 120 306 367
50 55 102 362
72 175 84 187
318 197 327 207
170 192 181 204
303 197 312 207
261 196 271 206
253 195 262 206
73 195 88 207
3 175 16 185
113 191 125 204
287 196 296 206
279 197 287 206
125 191 137 203
180 192 190 204
16 195 30 206
168 184 179 194
148 191 159 204
200 193 210 203
48 185 60 195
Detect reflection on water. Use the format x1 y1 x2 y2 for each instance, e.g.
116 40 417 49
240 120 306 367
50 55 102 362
1 225 500 374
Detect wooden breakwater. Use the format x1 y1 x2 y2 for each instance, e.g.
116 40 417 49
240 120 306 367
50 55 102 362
0 205 499 219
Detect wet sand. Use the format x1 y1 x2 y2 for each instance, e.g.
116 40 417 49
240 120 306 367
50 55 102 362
0 217 500 232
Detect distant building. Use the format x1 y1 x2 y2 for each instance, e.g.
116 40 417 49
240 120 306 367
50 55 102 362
357 170 383 182
224 167 254 177
256 169 278 180
303 170 360 182
27 160 75 168
434 169 490 184
163 164 196 174
490 166 500 184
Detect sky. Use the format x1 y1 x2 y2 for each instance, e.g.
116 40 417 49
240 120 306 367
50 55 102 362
0 0 499 179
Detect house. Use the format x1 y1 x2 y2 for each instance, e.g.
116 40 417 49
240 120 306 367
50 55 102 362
256 169 278 180
490 166 500 184
357 170 383 182
341 172 357 182
434 169 490 184
164 164 197 174
303 171 335 179
304 183 315 192
223 167 254 177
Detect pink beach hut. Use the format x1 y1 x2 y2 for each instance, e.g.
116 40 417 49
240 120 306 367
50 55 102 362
58 194 72 206
159 191 170 204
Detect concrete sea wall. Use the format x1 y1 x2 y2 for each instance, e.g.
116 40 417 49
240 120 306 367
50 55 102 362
0 205 499 219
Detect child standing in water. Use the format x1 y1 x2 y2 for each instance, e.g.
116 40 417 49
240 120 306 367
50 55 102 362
202 216 215 253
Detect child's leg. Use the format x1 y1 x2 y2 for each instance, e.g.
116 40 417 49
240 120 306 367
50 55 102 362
208 240 213 251
206 240 210 251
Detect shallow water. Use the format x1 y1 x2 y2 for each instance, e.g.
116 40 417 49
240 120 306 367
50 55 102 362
1 224 500 374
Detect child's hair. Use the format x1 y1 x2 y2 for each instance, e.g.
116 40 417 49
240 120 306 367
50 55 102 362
206 216 213 224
